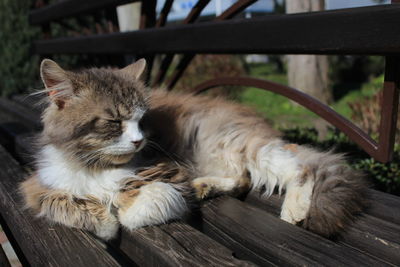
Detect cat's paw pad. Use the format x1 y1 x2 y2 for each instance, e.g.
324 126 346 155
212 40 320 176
192 179 212 199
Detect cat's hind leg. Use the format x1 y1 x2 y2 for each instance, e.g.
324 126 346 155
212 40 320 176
191 176 250 199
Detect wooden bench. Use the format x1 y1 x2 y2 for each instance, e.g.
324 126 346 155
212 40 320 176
0 0 399 266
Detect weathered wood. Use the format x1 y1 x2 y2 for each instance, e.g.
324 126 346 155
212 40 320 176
0 99 41 130
14 133 37 165
29 0 138 25
245 192 400 266
0 145 126 267
201 196 389 266
118 222 255 267
11 94 45 115
0 122 31 157
340 215 400 266
368 189 400 225
245 189 400 226
0 244 11 267
34 5 400 55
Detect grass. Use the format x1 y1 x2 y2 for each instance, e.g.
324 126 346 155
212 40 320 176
238 63 383 129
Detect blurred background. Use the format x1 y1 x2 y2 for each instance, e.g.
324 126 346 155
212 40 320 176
0 0 398 195
0 1 398 265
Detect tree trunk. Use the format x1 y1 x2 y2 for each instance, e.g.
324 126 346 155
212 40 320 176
285 0 332 104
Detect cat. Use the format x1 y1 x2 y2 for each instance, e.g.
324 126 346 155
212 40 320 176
20 58 367 241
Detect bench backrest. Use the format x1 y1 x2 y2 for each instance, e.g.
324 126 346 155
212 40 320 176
29 0 400 163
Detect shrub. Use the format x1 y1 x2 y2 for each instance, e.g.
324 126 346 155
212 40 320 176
0 0 39 96
173 54 247 99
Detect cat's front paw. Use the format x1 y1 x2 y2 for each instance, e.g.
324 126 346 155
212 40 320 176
95 221 119 240
118 182 187 230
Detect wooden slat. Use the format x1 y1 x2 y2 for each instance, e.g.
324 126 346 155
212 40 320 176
201 196 389 266
0 99 41 130
29 0 138 25
0 244 11 267
0 145 127 267
117 223 255 267
368 189 400 225
245 191 400 266
34 4 400 55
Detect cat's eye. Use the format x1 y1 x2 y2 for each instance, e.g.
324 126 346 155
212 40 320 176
107 119 122 125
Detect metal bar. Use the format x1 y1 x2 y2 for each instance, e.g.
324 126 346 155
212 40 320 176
140 0 157 84
193 77 380 159
165 0 258 90
216 0 257 20
183 0 211 24
153 0 211 86
376 56 400 162
155 0 174 28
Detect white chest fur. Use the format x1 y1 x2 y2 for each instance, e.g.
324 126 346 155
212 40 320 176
37 145 136 201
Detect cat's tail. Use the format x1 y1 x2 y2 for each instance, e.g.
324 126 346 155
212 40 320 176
245 139 368 237
298 147 368 237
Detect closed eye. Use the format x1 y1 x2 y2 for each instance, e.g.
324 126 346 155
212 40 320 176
107 119 122 124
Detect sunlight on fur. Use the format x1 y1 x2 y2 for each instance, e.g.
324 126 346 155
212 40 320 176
20 58 368 240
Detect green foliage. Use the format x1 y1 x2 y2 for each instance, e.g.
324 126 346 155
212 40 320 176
0 0 39 96
238 63 318 128
282 127 400 196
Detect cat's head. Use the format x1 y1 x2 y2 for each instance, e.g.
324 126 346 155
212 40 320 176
39 59 149 169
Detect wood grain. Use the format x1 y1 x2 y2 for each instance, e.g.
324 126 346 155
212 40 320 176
245 192 400 266
201 196 390 266
0 99 41 130
117 222 256 267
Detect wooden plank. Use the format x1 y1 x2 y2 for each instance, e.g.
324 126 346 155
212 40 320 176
245 189 400 226
11 94 45 115
0 145 127 267
29 0 138 25
34 4 400 55
201 196 388 266
340 215 400 266
0 123 31 157
117 223 255 267
0 244 11 267
368 189 400 225
14 133 37 165
245 191 400 266
0 99 41 130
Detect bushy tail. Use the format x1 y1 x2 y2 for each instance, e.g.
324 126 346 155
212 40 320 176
246 140 369 237
300 150 368 237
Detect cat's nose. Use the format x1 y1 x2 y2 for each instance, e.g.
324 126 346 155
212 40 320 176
132 139 143 147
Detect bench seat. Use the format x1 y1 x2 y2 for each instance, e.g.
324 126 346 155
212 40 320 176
0 96 399 266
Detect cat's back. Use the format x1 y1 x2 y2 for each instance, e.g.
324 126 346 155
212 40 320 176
148 89 279 139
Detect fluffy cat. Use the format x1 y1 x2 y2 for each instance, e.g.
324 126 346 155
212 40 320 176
20 58 367 240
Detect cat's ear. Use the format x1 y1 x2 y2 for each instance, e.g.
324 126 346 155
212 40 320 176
40 59 72 109
120 58 147 80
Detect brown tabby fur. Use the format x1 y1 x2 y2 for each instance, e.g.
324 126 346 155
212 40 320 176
20 59 368 240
